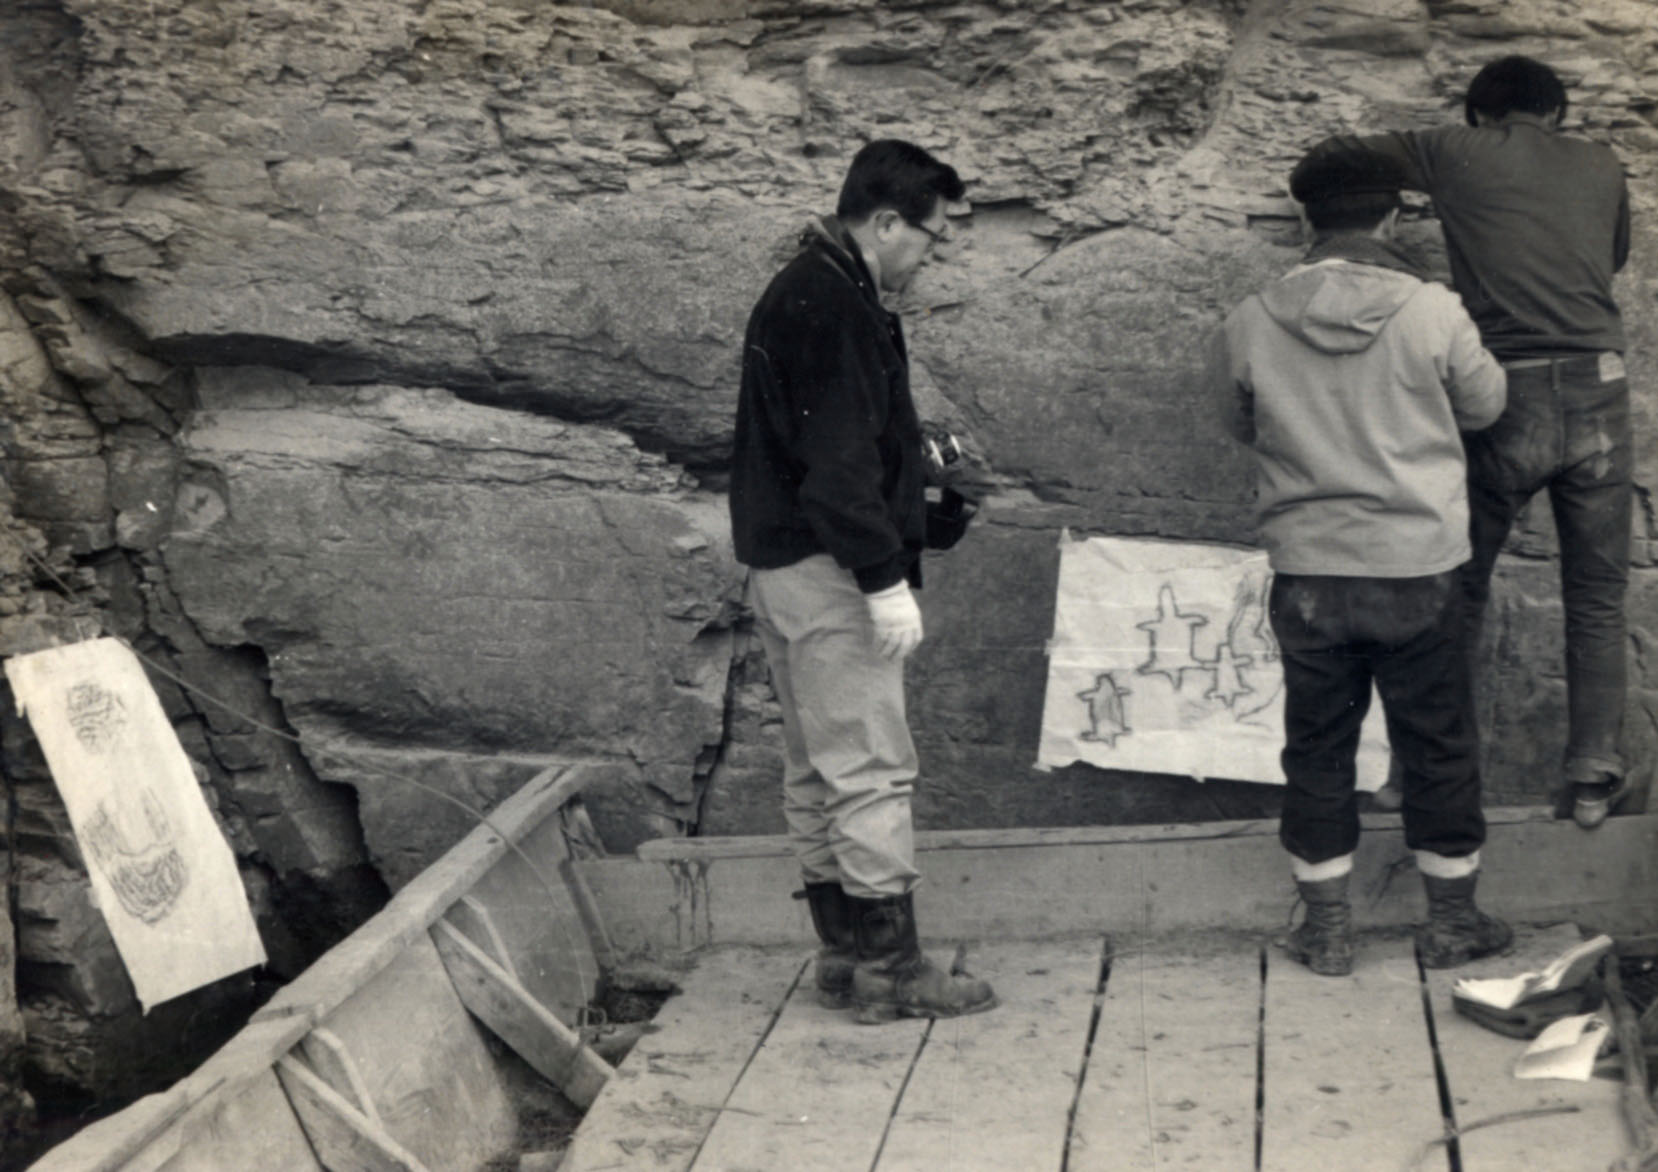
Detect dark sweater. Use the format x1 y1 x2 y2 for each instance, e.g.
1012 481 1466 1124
1299 117 1630 358
729 218 926 593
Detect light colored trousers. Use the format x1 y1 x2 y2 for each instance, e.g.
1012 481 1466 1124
748 555 921 898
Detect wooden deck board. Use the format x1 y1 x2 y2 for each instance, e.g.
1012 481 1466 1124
873 937 1103 1172
1424 922 1626 1171
559 947 807 1172
1259 933 1448 1172
1069 938 1263 1170
690 965 929 1171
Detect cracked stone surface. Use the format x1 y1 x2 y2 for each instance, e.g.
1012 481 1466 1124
0 0 1655 1127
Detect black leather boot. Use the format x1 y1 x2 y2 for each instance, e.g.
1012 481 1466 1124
1417 871 1513 969
1280 874 1355 976
796 882 856 1008
849 892 996 1025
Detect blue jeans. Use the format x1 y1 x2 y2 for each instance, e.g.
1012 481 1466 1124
1271 571 1486 864
1462 353 1631 783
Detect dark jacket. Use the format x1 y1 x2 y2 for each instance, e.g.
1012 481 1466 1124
1298 118 1629 359
730 217 927 593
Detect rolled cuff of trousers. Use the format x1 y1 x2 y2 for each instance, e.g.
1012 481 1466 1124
1290 852 1354 882
1415 849 1480 880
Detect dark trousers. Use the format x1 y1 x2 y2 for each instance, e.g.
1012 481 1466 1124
1271 571 1486 865
1461 354 1631 783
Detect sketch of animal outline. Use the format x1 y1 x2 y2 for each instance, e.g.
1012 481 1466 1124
1077 672 1132 746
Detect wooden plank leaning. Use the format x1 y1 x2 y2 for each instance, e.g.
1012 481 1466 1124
253 761 589 1029
430 919 612 1109
274 1055 434 1172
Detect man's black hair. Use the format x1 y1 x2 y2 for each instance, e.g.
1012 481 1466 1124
1291 145 1405 232
1464 55 1567 127
836 140 965 227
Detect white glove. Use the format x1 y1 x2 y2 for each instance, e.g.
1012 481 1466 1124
866 582 923 660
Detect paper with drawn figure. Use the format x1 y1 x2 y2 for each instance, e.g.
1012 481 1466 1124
6 637 266 1011
1037 535 1390 787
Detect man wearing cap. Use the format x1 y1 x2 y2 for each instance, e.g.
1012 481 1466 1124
1211 145 1510 974
1295 56 1634 830
729 139 996 1023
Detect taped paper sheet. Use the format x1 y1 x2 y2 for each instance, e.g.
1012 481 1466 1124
1037 535 1390 787
6 638 266 1011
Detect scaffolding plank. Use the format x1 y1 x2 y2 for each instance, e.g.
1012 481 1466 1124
275 1056 431 1172
560 947 807 1172
430 920 611 1110
1260 934 1447 1172
1424 922 1625 1171
1069 939 1261 1170
873 937 1103 1171
691 961 929 1171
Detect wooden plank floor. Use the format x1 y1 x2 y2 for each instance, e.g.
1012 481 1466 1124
562 929 1631 1172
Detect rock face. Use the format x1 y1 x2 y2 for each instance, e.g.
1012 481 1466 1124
0 0 1655 1133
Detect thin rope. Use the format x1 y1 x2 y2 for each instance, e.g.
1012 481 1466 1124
11 544 599 1006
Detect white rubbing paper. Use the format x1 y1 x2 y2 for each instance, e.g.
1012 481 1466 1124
1452 934 1612 1011
1037 534 1390 785
1514 1013 1611 1081
6 637 266 1011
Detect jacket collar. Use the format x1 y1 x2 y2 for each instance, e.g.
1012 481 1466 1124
802 215 884 308
1302 232 1424 278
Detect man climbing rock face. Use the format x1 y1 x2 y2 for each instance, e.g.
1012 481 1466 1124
728 139 996 1023
1212 143 1512 975
1299 55 1636 831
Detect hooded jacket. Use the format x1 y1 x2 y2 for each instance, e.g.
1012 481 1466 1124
729 217 926 592
1215 240 1507 577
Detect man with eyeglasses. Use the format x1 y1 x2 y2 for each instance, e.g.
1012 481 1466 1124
729 139 996 1024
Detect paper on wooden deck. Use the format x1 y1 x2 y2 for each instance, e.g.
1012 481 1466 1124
6 638 265 1010
1424 923 1625 1171
1037 534 1388 787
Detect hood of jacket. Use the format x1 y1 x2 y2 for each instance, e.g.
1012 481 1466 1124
1258 235 1426 355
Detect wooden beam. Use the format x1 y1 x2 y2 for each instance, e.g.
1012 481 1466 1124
589 813 1658 954
446 896 518 979
275 1055 433 1172
635 806 1558 862
430 919 611 1109
299 1028 381 1124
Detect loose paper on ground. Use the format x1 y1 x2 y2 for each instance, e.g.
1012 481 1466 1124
6 637 266 1011
1037 535 1389 787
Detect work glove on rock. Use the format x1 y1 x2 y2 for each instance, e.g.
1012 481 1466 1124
865 582 922 660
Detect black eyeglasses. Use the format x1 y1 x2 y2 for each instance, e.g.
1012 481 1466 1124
908 219 949 246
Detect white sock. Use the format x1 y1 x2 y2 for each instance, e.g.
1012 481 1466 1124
1416 849 1479 880
1290 852 1354 882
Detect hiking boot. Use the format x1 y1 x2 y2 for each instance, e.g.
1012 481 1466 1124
796 883 856 1008
849 892 997 1025
1279 875 1354 976
1416 871 1513 969
1570 774 1630 830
